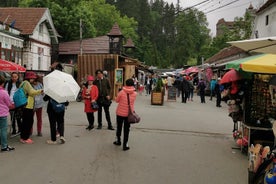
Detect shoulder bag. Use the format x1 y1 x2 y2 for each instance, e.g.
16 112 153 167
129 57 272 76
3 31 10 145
127 93 140 124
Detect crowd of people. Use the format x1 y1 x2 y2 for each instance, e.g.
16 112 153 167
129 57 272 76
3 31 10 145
0 66 138 153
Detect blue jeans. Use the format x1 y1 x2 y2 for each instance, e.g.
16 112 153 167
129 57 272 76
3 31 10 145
0 117 8 149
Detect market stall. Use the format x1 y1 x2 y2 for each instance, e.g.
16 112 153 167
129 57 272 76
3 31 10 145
224 54 276 184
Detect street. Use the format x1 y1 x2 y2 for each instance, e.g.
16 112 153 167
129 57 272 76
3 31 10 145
0 92 247 184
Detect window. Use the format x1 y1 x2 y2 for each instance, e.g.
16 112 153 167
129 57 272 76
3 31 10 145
266 15 269 26
39 24 43 34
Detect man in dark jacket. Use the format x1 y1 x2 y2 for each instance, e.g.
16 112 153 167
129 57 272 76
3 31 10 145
181 76 190 103
93 69 114 130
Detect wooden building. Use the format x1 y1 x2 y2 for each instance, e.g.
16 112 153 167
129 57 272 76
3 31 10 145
59 23 149 98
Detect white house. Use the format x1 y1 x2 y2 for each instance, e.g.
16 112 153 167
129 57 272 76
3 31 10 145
252 0 276 38
0 8 59 71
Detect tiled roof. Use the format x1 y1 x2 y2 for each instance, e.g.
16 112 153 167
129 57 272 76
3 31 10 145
58 36 109 55
256 0 276 13
0 8 47 35
205 46 246 64
107 23 123 37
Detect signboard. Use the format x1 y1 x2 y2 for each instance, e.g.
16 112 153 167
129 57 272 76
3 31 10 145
167 87 176 101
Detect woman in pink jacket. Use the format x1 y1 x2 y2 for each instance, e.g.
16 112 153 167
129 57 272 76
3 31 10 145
82 75 99 130
113 78 137 151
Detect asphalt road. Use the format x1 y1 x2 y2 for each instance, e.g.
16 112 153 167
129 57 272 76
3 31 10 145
0 92 248 184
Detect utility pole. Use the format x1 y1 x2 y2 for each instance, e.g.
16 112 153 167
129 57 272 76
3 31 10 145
80 19 83 56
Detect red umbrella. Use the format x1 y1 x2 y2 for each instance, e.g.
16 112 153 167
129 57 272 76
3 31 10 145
0 59 26 72
185 66 199 75
220 69 242 84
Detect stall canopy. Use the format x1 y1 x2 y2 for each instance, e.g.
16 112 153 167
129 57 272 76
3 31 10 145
228 36 276 54
225 53 276 74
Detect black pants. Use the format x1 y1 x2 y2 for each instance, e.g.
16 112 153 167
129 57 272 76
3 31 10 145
116 115 130 146
86 112 95 126
200 91 205 103
181 90 189 103
216 93 221 107
20 108 34 140
10 108 22 133
97 103 112 127
48 111 64 141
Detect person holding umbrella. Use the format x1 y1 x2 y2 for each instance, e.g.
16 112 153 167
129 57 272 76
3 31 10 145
43 64 69 144
20 71 43 144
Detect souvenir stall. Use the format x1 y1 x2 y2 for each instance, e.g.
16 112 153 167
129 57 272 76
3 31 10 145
224 54 276 183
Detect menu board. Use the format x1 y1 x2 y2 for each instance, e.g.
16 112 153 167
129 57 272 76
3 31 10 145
167 87 176 101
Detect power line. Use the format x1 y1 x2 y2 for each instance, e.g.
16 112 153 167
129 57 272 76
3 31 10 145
204 0 240 14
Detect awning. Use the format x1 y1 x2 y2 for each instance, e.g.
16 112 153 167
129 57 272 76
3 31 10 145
225 54 276 74
228 36 276 54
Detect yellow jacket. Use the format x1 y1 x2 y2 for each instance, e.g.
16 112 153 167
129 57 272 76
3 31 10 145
21 81 42 109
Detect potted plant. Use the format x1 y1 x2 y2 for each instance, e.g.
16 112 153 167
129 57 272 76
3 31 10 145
151 78 164 105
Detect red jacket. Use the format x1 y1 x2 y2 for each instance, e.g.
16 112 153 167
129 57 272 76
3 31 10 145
82 85 99 113
115 86 137 117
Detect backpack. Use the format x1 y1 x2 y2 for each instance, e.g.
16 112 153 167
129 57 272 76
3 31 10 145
13 82 27 108
50 99 65 113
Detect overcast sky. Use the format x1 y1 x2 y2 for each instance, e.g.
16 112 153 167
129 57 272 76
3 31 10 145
165 0 266 36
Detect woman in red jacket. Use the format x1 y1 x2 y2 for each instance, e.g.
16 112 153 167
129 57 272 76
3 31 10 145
113 78 137 151
82 75 99 130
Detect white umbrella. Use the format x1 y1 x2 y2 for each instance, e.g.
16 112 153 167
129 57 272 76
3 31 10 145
228 36 276 54
43 70 80 103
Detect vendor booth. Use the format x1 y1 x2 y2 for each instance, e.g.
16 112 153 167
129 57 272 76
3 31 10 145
224 53 276 183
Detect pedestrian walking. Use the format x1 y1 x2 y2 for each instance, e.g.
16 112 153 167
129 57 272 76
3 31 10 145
93 69 114 130
82 75 99 130
20 71 43 144
32 76 44 136
44 64 68 144
181 76 190 103
197 78 206 103
214 78 222 107
5 72 22 136
209 78 217 101
113 78 137 151
0 75 15 152
187 77 194 101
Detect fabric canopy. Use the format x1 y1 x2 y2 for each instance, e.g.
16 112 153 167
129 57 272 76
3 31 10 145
225 54 276 74
228 36 276 54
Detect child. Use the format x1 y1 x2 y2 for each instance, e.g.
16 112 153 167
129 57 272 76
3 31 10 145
0 75 15 152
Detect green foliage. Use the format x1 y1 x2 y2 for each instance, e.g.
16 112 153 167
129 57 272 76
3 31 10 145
18 0 137 42
153 78 163 92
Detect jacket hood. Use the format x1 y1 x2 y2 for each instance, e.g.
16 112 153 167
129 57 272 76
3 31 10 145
123 86 135 94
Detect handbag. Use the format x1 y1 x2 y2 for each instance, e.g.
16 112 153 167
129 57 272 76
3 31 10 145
127 93 140 124
91 101 99 110
13 82 27 108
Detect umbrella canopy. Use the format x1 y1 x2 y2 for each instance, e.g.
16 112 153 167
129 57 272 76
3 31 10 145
228 36 276 54
185 66 199 75
43 70 80 103
225 53 276 75
220 69 242 84
0 59 26 72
